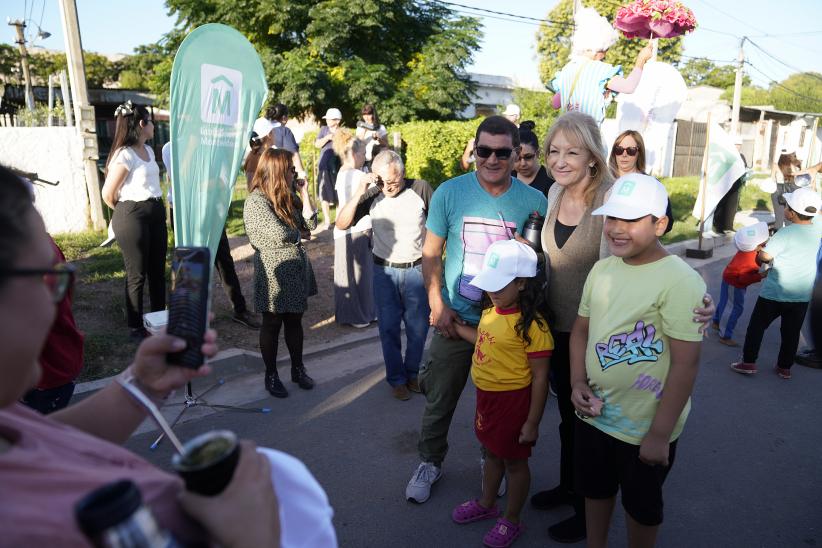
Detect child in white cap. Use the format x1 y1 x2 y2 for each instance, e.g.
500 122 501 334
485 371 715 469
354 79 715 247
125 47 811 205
732 187 822 379
569 173 706 546
450 239 554 548
712 222 770 346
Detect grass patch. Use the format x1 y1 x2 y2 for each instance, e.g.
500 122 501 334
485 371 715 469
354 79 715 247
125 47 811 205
53 230 126 283
659 176 773 244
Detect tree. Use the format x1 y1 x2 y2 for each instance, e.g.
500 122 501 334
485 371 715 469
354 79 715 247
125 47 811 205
162 0 481 122
0 43 18 84
536 0 682 88
768 72 822 113
720 85 770 106
510 88 553 121
26 50 118 88
681 57 750 88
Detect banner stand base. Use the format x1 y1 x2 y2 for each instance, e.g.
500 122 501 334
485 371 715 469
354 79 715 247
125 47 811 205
685 248 713 259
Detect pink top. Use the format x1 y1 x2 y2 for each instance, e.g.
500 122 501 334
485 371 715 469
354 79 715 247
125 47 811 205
0 403 206 546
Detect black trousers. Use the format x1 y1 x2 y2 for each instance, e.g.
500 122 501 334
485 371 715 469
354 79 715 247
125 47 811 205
112 199 168 328
215 229 246 314
743 296 808 369
170 208 246 314
551 330 585 514
713 179 743 233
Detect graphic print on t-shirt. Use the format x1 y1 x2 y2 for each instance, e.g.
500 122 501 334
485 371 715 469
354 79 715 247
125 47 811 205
595 320 664 371
458 216 515 302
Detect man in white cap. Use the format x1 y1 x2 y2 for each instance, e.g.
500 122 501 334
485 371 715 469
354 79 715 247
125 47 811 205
572 173 705 547
314 108 343 230
502 104 521 127
732 187 822 379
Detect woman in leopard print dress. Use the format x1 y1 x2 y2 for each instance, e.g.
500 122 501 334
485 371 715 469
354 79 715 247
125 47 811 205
244 149 318 398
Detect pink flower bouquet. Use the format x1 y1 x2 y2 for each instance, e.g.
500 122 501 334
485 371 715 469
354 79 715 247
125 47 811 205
615 0 697 39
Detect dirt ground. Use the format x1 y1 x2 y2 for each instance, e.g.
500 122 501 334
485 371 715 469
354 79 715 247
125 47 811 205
74 227 355 382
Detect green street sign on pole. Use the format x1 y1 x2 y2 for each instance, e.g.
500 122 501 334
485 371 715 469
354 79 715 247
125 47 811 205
169 23 267 257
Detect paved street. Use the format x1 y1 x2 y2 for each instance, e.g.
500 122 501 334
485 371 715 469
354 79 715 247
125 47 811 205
123 241 822 547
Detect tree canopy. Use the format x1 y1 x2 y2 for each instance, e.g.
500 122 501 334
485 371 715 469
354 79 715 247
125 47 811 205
719 72 822 113
536 0 682 88
681 57 750 89
154 0 481 123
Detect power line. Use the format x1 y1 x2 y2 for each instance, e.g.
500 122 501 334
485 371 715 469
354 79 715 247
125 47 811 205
679 53 736 64
690 0 768 35
433 0 575 28
745 61 822 106
749 30 822 38
745 38 822 82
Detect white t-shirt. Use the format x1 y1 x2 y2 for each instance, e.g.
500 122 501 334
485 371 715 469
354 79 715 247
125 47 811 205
111 145 162 202
334 168 372 238
355 124 387 161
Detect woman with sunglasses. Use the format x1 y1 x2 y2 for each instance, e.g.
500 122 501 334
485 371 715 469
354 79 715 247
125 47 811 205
608 130 646 178
0 164 310 546
245 149 318 398
512 121 554 197
101 101 167 342
531 112 715 543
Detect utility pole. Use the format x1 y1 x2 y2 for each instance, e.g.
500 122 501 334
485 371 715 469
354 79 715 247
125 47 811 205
730 36 746 137
58 0 106 230
8 19 35 111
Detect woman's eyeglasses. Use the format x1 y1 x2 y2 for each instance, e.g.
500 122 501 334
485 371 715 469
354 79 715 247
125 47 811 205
0 262 76 303
518 153 537 161
613 146 638 157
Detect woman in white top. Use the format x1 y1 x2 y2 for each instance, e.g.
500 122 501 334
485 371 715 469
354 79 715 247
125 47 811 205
101 101 167 340
332 129 376 327
355 104 388 171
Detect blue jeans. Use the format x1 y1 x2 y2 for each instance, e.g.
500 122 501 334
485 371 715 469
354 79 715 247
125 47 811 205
373 263 430 387
713 280 746 339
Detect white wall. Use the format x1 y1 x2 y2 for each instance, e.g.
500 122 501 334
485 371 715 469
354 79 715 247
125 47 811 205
0 127 90 234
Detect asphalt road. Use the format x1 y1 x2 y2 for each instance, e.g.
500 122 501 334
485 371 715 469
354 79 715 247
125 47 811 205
125 253 822 548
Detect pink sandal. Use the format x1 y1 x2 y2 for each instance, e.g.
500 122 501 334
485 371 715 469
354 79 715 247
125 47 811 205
451 499 499 524
483 518 524 548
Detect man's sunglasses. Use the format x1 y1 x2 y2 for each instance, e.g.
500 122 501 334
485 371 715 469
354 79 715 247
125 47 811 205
613 146 638 157
475 146 519 159
0 262 76 303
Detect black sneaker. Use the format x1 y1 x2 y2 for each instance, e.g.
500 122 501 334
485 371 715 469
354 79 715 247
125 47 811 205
265 373 288 398
129 327 149 343
291 365 314 390
548 513 586 543
795 350 822 369
232 311 261 329
531 485 574 510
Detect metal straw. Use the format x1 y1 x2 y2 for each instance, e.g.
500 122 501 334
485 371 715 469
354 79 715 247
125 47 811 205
120 379 185 454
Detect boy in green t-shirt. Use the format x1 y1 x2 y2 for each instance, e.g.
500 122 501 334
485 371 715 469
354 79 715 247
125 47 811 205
569 174 705 548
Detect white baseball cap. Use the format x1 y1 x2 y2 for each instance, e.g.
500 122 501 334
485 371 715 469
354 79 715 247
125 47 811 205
734 221 769 252
469 240 537 292
322 108 342 120
592 173 668 220
503 104 521 117
252 117 275 138
783 187 821 217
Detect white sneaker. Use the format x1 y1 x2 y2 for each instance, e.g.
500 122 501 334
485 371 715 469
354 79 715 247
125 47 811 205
480 456 507 497
406 462 442 503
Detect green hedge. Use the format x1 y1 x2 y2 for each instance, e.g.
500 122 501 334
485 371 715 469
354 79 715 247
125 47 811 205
298 114 559 191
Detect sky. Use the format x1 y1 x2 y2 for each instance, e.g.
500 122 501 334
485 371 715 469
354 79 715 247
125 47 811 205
2 0 821 90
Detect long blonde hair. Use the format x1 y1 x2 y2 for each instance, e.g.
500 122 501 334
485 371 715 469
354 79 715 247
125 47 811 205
332 128 364 163
544 111 613 206
249 149 300 228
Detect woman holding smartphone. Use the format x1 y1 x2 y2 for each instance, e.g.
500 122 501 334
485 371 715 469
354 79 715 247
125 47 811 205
101 101 166 341
244 149 318 398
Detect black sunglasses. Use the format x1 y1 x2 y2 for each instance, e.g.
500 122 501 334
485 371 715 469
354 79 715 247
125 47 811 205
613 146 638 157
0 262 76 303
475 146 518 159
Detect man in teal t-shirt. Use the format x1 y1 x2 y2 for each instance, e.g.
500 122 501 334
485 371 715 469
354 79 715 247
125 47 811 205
405 116 547 504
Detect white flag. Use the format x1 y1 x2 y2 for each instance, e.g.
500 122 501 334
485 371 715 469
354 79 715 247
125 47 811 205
692 122 746 220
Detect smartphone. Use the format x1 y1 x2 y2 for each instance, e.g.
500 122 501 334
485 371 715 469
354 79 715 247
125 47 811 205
167 246 210 368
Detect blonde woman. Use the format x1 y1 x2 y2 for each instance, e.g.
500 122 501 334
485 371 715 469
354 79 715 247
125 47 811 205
332 129 377 328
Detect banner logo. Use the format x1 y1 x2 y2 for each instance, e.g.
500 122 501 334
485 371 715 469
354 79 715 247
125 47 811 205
200 64 242 125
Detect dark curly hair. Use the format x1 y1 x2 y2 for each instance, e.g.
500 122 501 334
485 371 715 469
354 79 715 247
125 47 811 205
481 267 551 346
